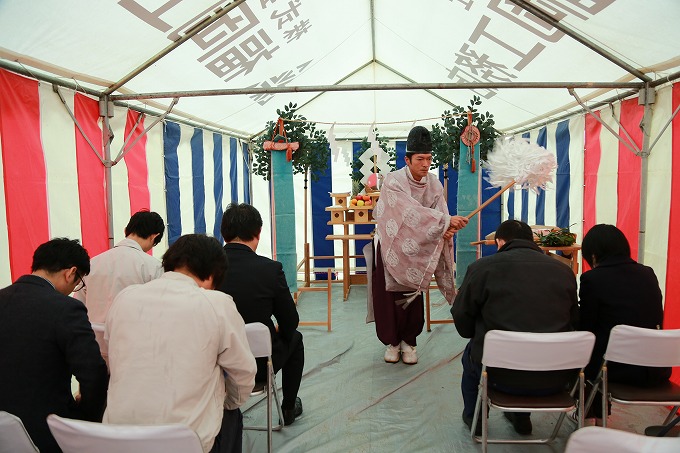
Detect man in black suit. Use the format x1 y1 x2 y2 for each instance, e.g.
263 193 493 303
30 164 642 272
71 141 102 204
217 203 305 426
0 238 109 453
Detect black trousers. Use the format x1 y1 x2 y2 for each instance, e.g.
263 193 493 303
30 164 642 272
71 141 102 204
210 408 243 453
256 330 305 410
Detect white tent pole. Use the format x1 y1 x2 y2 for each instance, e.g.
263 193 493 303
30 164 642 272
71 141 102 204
101 96 115 249
110 81 643 102
638 84 655 264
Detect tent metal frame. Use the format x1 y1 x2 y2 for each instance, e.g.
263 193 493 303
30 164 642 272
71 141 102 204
107 81 644 102
1 0 680 255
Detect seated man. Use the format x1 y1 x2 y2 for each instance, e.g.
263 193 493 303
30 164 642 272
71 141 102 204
104 234 257 453
75 210 165 323
0 238 109 453
451 220 578 435
579 224 671 417
217 203 305 426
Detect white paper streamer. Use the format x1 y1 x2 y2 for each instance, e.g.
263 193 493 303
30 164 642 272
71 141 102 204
327 123 342 162
368 123 381 157
485 137 557 193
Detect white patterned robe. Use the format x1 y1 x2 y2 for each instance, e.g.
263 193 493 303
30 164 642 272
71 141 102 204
370 166 455 315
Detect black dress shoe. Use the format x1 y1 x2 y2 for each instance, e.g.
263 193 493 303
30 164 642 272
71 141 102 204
282 397 303 426
503 412 532 435
462 412 482 436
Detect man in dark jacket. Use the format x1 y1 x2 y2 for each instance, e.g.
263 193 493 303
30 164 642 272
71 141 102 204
217 203 305 426
451 220 578 435
0 238 109 452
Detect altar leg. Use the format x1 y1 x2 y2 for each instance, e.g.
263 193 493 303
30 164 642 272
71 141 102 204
342 224 350 300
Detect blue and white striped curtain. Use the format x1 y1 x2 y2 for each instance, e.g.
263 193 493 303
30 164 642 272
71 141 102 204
163 121 251 245
309 140 502 277
506 118 583 243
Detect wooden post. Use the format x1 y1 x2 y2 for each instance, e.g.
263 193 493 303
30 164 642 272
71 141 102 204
304 169 310 286
304 243 310 287
326 268 332 332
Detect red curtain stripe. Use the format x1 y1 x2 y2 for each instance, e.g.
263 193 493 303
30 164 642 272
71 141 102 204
0 69 50 281
583 112 602 273
616 99 644 261
123 110 150 217
74 93 108 258
665 84 680 385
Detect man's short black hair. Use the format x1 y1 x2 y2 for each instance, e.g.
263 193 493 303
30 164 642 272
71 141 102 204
31 238 90 275
162 234 228 286
581 224 631 267
125 210 165 245
221 203 263 242
494 219 534 242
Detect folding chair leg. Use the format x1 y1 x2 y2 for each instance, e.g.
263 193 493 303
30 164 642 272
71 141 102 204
663 406 680 426
601 366 609 428
267 362 283 453
481 371 489 453
271 368 284 431
244 360 283 453
552 373 585 441
471 388 483 442
266 372 273 453
583 378 601 421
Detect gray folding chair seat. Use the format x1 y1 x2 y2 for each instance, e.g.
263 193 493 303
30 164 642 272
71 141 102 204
591 325 680 428
565 425 680 453
472 329 595 453
46 414 203 453
0 411 39 453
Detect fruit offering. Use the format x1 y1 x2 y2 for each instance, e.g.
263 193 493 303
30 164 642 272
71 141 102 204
350 194 373 207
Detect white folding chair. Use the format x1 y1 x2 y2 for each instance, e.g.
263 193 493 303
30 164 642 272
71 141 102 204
243 322 284 453
593 325 680 428
46 414 203 453
472 330 595 453
90 322 108 368
0 411 39 453
565 425 680 453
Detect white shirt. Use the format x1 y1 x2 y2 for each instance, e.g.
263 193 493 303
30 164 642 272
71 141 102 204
104 272 256 453
75 238 163 323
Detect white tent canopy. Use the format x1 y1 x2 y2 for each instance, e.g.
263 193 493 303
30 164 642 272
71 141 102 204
2 6 680 450
2 0 679 139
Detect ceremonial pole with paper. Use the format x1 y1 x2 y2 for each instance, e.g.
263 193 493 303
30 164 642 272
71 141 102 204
466 137 558 219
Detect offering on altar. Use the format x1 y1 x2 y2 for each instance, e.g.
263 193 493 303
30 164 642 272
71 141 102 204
366 173 383 192
484 225 577 246
326 191 380 224
350 194 373 207
534 226 577 247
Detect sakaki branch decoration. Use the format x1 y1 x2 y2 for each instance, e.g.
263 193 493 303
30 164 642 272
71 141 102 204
253 102 330 181
430 96 498 170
